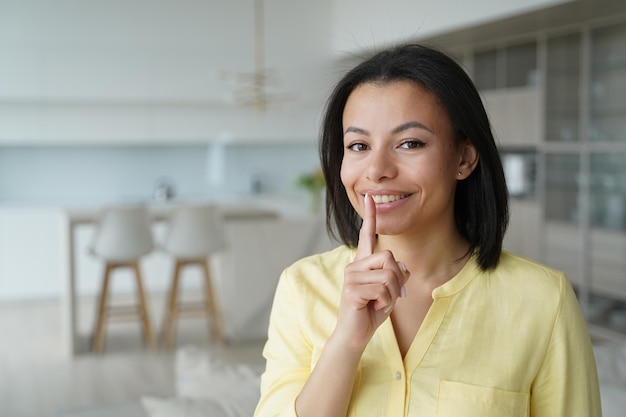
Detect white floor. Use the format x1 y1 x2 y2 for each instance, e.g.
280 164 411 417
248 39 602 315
0 297 266 417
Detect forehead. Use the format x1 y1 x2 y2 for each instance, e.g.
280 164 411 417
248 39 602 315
342 80 453 132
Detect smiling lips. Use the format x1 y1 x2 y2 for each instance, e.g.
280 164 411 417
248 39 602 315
369 194 411 204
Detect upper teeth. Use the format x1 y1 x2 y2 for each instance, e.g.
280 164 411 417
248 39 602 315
371 194 408 204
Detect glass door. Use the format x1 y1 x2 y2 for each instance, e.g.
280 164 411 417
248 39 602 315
546 32 581 143
590 23 626 143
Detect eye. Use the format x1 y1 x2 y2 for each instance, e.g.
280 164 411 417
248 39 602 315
346 142 369 152
399 140 425 149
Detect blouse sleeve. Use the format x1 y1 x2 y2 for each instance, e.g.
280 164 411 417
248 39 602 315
530 273 602 417
254 267 312 417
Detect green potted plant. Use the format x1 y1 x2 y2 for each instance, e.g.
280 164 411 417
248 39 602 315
297 168 326 213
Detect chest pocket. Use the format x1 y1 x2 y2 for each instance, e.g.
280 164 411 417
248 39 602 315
437 380 529 417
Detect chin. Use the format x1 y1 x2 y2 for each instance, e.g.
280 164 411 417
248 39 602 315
375 224 408 237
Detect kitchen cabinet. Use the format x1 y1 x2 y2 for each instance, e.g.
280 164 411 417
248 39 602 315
482 87 543 147
503 199 543 261
546 32 581 143
469 42 544 261
475 41 543 148
440 8 626 342
473 41 538 90
544 222 584 289
590 228 626 300
542 21 626 342
590 23 626 143
544 153 580 224
545 221 626 301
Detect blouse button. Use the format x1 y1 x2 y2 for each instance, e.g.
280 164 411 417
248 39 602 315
395 371 402 380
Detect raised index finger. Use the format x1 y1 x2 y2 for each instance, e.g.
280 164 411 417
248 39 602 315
355 193 376 260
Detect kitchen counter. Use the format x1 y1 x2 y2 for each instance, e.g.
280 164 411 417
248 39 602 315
64 200 281 225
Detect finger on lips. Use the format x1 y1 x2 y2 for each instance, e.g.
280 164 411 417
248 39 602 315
350 193 410 314
355 193 376 260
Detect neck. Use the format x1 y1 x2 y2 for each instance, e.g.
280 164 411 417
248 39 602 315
375 227 470 283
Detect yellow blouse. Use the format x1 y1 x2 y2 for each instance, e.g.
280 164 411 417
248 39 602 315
254 246 601 417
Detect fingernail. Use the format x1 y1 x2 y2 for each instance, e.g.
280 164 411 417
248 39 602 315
398 262 408 273
384 304 393 314
401 286 407 298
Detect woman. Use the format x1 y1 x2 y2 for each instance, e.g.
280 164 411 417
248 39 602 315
254 44 601 417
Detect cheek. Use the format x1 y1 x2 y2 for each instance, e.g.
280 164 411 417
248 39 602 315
340 161 361 205
428 148 460 178
339 160 354 189
407 159 454 189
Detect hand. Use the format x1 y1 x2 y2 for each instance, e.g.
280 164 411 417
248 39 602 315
334 194 410 352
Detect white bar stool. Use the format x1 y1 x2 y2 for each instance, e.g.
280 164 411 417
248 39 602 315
89 205 157 354
161 204 227 348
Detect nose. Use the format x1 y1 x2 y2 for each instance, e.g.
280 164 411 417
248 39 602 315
366 149 397 182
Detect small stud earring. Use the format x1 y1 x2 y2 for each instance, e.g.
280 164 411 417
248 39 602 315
457 171 462 176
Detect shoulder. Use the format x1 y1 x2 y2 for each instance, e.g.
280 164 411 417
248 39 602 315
484 251 572 310
493 251 567 287
283 245 355 280
289 244 356 270
497 251 563 274
480 252 581 336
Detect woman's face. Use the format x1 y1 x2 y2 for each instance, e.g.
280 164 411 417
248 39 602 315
340 80 476 238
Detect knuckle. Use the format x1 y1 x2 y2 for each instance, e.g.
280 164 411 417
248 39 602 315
343 271 357 285
381 270 397 285
343 285 356 298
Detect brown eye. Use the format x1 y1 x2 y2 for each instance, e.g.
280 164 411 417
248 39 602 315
399 140 425 149
346 143 369 152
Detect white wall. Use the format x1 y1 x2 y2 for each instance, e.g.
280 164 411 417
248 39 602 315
0 0 335 144
0 143 321 204
329 0 573 53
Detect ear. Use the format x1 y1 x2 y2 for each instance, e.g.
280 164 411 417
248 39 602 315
457 139 479 180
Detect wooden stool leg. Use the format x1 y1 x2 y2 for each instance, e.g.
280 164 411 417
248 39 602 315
93 263 113 354
132 262 156 350
162 260 183 349
201 258 226 344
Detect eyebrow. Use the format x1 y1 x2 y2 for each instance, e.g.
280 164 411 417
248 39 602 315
392 121 433 134
344 126 368 135
344 121 433 136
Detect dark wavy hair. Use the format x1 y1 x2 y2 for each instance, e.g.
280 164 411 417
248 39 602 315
320 43 509 270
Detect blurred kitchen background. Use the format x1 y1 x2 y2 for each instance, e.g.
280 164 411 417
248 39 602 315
2 0 626 416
